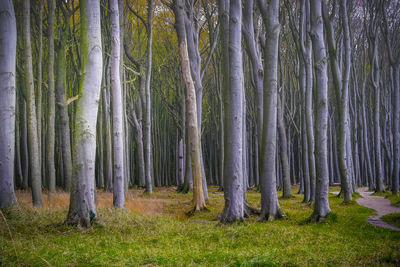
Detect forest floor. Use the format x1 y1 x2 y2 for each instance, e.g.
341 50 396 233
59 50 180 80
1 186 400 266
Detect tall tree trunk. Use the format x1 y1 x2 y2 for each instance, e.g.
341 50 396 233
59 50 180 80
393 68 400 194
66 0 103 228
46 0 56 192
258 0 284 221
243 0 263 190
278 96 291 198
144 0 153 193
321 0 352 202
369 29 384 193
309 0 331 221
111 0 125 208
55 32 72 192
36 0 43 174
218 0 246 223
23 0 43 207
0 0 18 208
173 0 206 211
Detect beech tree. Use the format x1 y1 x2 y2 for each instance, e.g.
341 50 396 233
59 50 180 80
309 0 331 221
218 0 245 223
66 0 103 227
0 0 18 209
257 0 284 221
23 0 43 207
173 0 206 211
111 0 125 208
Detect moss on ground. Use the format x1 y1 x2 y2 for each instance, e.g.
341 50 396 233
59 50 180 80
0 187 399 266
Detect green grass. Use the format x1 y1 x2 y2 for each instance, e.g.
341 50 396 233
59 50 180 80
1 187 400 266
381 213 400 228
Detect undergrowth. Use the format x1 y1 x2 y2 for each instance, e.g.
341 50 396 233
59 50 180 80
0 187 399 266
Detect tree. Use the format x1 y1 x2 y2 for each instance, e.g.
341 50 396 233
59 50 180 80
321 0 352 201
111 0 125 208
66 0 103 227
144 0 154 193
0 0 18 209
309 0 331 221
55 13 72 192
23 0 43 207
46 0 56 193
382 2 400 195
258 0 284 221
218 0 245 223
173 0 206 211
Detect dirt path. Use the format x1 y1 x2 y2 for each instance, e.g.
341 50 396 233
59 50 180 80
333 188 400 231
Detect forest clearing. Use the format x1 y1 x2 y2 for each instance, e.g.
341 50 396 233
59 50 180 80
1 186 399 266
1 0 400 265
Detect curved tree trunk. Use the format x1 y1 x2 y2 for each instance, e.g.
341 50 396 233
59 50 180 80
0 0 18 209
173 0 206 211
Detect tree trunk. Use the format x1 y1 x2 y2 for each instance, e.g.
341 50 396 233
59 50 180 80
258 0 284 221
111 0 125 208
66 0 103 228
36 0 43 175
0 0 18 208
309 0 331 221
55 31 72 192
173 0 206 211
46 0 56 193
278 96 292 198
144 0 153 193
218 0 246 223
23 0 43 207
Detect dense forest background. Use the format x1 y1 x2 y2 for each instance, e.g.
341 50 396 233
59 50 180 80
1 0 400 225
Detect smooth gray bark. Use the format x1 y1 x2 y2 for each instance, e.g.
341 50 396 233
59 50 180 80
46 0 56 193
321 0 352 201
0 0 18 209
111 0 125 208
36 0 43 175
55 31 72 192
67 0 102 228
309 0 331 221
23 0 43 207
278 96 292 198
144 0 153 193
258 0 284 221
219 0 245 223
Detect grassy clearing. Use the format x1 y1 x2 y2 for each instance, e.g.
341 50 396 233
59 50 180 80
381 213 400 228
1 186 399 266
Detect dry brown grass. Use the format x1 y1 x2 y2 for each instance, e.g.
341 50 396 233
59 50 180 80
15 187 188 217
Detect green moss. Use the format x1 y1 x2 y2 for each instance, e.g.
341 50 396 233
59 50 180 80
381 213 400 228
1 187 400 266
